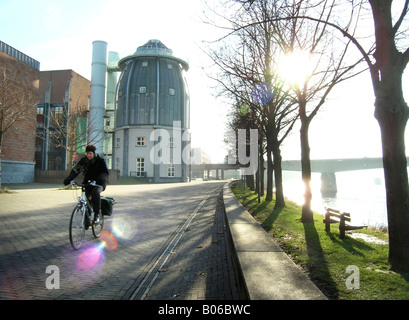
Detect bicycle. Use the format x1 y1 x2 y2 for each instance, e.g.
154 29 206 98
69 181 104 250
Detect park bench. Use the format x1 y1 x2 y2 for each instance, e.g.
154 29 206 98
323 207 367 239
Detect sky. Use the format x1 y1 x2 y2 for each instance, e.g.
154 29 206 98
1 0 229 163
1 0 408 163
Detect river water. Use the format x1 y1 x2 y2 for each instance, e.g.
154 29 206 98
281 168 388 229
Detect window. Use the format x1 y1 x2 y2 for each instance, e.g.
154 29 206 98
136 137 146 146
142 61 148 67
104 135 113 155
169 88 175 96
168 159 175 177
167 63 173 70
136 158 145 177
139 86 147 94
35 136 43 152
36 105 45 126
169 137 174 148
116 138 120 148
51 105 64 122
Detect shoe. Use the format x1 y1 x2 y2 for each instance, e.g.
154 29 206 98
93 215 100 226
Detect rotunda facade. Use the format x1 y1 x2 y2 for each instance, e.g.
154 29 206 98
113 40 191 182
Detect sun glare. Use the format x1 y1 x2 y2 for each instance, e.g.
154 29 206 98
278 50 314 87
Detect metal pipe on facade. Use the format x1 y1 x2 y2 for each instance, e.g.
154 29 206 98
89 40 107 155
105 51 119 164
63 80 71 170
43 82 52 170
106 51 119 110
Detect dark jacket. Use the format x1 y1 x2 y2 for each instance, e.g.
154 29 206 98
64 154 109 190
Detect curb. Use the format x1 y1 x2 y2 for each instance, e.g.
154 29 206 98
222 181 327 300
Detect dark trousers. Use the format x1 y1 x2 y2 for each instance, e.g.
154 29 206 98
85 186 103 219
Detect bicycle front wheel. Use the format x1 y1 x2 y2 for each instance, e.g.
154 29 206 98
69 206 85 250
92 212 104 238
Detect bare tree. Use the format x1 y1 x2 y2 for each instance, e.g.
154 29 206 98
282 0 409 273
227 99 261 191
204 0 299 206
368 0 409 272
235 0 300 207
0 69 37 188
37 95 105 170
206 0 409 271
272 0 367 221
204 0 365 216
37 96 89 170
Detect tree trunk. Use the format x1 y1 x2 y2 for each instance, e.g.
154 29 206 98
376 107 409 271
260 153 265 197
0 152 2 190
255 162 260 196
369 0 409 271
0 138 2 190
266 137 274 201
272 144 285 208
246 174 255 191
300 116 313 222
257 141 265 198
374 83 409 271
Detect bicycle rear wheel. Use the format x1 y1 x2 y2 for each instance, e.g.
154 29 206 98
92 212 104 238
69 206 85 250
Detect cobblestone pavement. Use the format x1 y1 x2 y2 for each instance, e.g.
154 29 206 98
143 186 239 300
0 181 239 300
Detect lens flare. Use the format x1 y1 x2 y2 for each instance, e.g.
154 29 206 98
76 246 104 271
112 224 125 238
252 82 274 105
100 230 118 250
1 271 18 300
111 217 135 240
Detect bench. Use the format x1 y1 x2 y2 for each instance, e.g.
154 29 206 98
323 207 367 239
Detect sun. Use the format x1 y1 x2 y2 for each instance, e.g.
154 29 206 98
278 50 314 88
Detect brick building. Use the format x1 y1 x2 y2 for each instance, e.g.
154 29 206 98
36 70 91 171
0 41 40 183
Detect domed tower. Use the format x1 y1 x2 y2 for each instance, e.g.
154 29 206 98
114 40 191 182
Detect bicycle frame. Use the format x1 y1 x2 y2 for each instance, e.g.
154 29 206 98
77 186 94 224
69 181 104 250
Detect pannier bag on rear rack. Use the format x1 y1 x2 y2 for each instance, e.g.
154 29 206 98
101 197 116 216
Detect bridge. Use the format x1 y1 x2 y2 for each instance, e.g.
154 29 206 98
281 157 390 195
281 157 386 172
191 163 241 180
191 157 394 194
191 157 387 178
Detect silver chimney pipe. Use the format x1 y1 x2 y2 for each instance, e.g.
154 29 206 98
89 40 107 155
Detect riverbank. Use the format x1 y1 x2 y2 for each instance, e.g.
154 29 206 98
282 169 388 229
231 182 409 300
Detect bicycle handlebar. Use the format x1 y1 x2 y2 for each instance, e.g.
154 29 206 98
70 180 102 188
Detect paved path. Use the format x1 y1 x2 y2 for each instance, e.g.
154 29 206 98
143 184 239 300
0 181 239 300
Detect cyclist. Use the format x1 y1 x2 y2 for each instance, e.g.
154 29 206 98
64 145 109 226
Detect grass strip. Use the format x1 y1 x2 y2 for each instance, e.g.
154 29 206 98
231 182 409 300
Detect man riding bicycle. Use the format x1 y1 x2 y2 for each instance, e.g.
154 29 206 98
64 145 109 226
